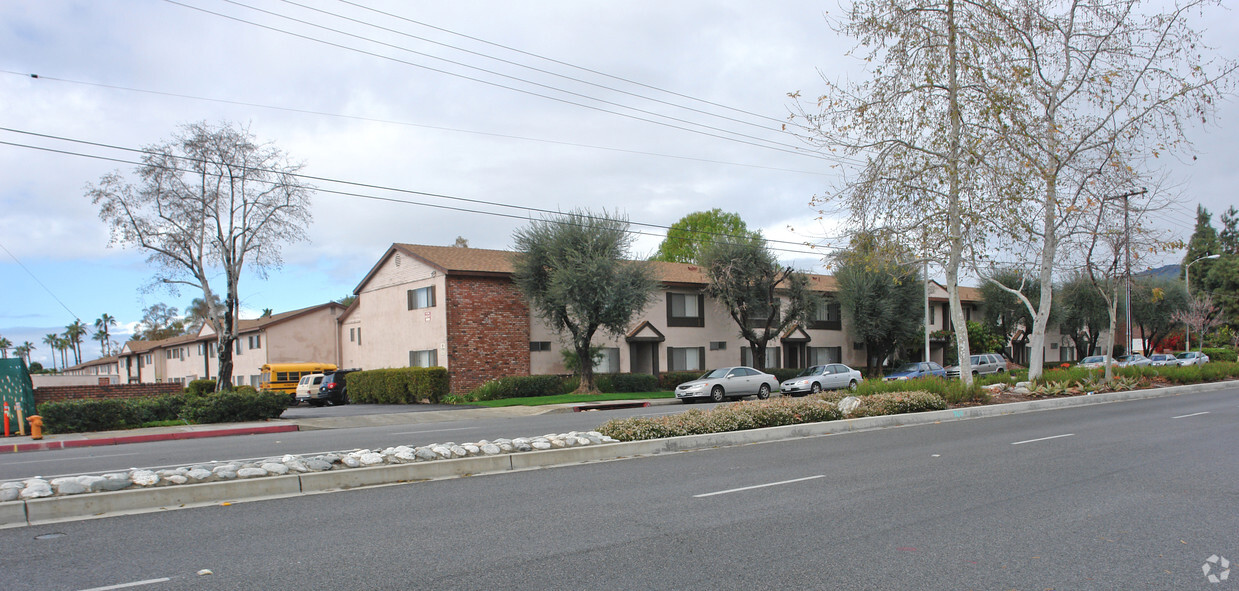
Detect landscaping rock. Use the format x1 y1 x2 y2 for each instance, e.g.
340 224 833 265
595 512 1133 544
837 396 861 416
260 462 289 475
304 459 333 472
131 470 160 487
237 467 268 478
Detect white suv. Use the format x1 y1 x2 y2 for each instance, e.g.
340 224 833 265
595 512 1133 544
295 373 326 405
946 353 1007 378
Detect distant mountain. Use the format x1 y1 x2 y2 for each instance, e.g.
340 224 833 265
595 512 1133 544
1137 264 1180 280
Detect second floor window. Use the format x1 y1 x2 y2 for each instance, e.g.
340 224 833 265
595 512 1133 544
249 335 262 350
408 286 436 310
667 293 705 327
810 301 842 330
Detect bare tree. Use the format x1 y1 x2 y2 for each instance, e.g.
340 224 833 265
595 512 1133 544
1172 293 1222 352
88 121 313 390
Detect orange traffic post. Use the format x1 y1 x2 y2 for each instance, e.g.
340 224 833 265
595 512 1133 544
3 402 9 438
28 416 43 441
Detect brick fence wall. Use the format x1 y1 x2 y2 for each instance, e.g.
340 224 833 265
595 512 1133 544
35 383 184 406
446 275 531 393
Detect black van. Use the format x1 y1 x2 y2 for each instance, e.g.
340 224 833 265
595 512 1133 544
315 368 360 406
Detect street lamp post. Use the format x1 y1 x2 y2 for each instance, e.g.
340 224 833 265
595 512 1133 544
1184 253 1221 352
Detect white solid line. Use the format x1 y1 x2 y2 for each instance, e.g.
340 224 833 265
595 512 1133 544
389 427 473 436
7 452 140 466
694 475 825 498
1172 411 1210 419
1011 433 1075 446
78 577 171 591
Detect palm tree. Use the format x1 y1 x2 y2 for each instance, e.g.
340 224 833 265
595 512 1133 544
0 336 10 358
43 334 60 371
95 313 118 356
14 341 35 365
64 320 87 365
186 295 222 332
57 336 70 369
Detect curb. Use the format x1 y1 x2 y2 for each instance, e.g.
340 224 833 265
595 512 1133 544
0 424 299 455
2 380 1234 527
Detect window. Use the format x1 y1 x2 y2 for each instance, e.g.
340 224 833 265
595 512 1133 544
667 347 704 372
235 341 242 355
594 348 620 373
208 342 216 358
349 328 355 342
249 335 261 350
666 293 705 327
853 342 866 351
808 346 842 365
529 341 552 352
250 375 261 388
408 286 436 310
234 376 245 386
745 302 780 328
929 302 935 324
410 349 438 367
198 343 205 356
709 341 727 351
809 302 842 330
741 347 781 369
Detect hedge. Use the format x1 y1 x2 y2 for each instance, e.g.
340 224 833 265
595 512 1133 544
657 371 704 391
37 388 289 434
1201 347 1237 362
348 367 450 404
179 390 290 423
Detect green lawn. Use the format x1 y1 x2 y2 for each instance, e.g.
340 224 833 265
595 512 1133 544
458 391 676 408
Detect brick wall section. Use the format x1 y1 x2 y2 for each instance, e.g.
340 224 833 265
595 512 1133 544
446 275 531 393
35 383 184 406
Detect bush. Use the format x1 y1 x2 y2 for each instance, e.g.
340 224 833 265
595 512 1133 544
185 379 217 397
349 367 451 404
38 395 187 434
597 396 844 441
179 390 289 423
770 368 802 383
1201 347 1237 362
849 391 948 416
657 371 703 391
466 374 568 401
597 373 659 393
854 377 987 405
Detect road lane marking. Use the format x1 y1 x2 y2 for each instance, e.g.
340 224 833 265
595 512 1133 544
1011 433 1074 445
79 577 170 590
694 475 825 498
1172 411 1210 419
389 427 473 436
6 452 139 465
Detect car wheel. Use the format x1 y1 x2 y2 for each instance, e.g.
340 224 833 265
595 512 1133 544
757 384 771 400
710 385 725 403
997 368 1005 373
811 382 822 395
972 371 979 377
848 379 858 391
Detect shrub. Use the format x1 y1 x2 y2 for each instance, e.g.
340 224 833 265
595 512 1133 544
601 373 659 393
849 391 948 416
854 377 987 405
770 368 802 382
184 379 217 397
597 396 844 441
349 367 451 404
657 371 703 391
38 395 188 434
465 374 567 401
179 390 289 423
1201 347 1237 363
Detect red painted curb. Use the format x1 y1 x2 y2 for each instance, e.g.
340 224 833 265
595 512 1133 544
0 424 298 454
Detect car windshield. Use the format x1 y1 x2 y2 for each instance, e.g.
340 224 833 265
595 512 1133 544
700 368 729 379
894 363 921 373
796 366 826 377
1081 356 1103 363
1176 353 1194 359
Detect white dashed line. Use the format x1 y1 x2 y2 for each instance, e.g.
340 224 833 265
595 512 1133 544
694 475 825 498
1011 433 1074 445
1172 411 1210 419
78 577 171 591
389 427 473 436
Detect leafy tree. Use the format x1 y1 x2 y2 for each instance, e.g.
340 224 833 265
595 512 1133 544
700 234 819 371
88 121 314 391
136 303 186 341
1055 273 1110 360
453 236 469 248
63 319 87 366
979 267 1039 356
1183 205 1220 291
832 235 923 375
1204 254 1239 330
336 294 357 308
94 313 117 356
28 361 44 373
652 209 755 264
185 295 221 333
0 336 10 358
512 210 657 393
1130 277 1188 353
1219 206 1239 255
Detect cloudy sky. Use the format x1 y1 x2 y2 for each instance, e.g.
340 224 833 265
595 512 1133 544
2 0 1236 368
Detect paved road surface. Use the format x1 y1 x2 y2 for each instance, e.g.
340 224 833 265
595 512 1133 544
3 388 1235 590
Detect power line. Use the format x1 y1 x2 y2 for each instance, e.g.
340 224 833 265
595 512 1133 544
164 0 838 163
0 128 838 259
0 240 80 321
2 70 830 177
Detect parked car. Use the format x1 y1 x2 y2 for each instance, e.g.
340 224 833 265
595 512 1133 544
676 366 778 403
780 364 863 396
1148 353 1179 367
313 368 360 407
1116 353 1151 367
1176 351 1211 366
945 353 1007 378
883 361 947 381
1076 355 1117 370
294 373 326 405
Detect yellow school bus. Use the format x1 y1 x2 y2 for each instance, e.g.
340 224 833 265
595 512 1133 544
259 362 337 395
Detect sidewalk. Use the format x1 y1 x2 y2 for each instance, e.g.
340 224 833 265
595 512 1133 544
0 421 299 454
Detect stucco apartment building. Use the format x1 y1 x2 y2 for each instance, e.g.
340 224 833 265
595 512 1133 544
95 303 345 386
338 244 993 393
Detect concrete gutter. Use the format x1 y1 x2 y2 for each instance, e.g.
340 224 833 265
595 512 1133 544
2 380 1234 528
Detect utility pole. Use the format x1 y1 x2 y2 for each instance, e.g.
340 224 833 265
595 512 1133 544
1105 188 1147 356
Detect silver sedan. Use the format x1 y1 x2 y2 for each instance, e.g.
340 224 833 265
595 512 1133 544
780 364 863 396
675 366 778 403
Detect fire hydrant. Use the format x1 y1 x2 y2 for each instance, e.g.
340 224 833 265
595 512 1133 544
27 416 43 441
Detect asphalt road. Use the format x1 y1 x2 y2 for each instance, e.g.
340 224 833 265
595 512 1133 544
3 388 1236 590
0 401 710 482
